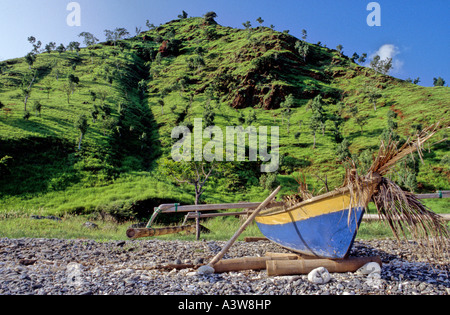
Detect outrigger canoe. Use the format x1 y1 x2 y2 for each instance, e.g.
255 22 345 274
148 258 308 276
255 176 381 259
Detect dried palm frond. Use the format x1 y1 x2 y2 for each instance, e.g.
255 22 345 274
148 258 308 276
363 121 449 261
372 177 449 261
283 194 303 208
369 122 442 176
292 172 314 200
343 167 381 228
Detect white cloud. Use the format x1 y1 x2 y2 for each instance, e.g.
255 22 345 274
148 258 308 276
369 44 404 74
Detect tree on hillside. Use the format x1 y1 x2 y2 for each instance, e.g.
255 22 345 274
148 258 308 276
21 74 36 112
158 99 165 115
301 29 307 40
203 11 217 24
44 42 56 54
159 158 218 206
62 83 74 104
281 94 295 134
75 114 89 150
256 17 264 27
433 77 446 86
295 41 310 62
24 53 36 69
370 55 393 75
145 20 156 31
78 32 99 47
357 53 367 64
41 78 53 99
56 44 66 55
242 21 252 30
68 42 81 55
27 36 42 54
307 95 327 148
380 110 400 143
335 138 351 162
336 45 344 56
406 77 421 85
246 110 257 126
32 100 42 117
104 28 130 46
202 102 216 127
355 114 369 134
22 111 31 121
329 112 344 144
365 85 382 112
178 10 188 19
90 105 99 123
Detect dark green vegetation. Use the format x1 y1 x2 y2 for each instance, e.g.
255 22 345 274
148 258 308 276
0 14 449 228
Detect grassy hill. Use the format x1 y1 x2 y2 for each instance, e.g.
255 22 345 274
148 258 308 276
0 16 449 221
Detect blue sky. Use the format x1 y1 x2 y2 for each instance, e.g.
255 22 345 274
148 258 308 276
0 0 449 86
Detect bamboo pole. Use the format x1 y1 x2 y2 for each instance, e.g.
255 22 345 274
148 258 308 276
208 186 281 269
126 225 196 239
266 256 382 276
212 255 298 273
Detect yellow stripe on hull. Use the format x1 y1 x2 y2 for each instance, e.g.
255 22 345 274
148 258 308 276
256 192 353 226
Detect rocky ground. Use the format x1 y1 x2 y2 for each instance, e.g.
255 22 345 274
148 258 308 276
0 238 448 296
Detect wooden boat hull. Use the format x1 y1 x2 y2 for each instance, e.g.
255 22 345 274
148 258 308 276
255 190 366 259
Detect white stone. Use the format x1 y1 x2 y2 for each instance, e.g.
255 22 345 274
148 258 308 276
307 267 331 284
197 265 215 275
357 262 382 275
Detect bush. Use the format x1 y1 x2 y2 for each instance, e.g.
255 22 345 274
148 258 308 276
280 155 309 174
259 173 279 191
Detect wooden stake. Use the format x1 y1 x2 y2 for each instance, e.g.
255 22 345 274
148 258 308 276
208 186 281 269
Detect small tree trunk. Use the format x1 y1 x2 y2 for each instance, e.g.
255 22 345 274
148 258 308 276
24 96 29 112
78 133 83 150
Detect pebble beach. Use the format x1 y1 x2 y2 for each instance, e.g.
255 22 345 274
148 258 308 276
0 238 448 296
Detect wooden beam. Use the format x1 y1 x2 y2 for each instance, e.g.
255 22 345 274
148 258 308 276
185 211 249 219
363 213 450 222
416 191 450 199
158 201 284 214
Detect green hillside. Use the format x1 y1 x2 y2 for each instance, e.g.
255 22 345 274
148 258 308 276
0 16 449 220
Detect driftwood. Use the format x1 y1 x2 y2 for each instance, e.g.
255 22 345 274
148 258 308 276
266 256 382 276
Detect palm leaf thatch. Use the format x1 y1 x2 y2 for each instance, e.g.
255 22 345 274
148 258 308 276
372 177 448 259
362 122 449 261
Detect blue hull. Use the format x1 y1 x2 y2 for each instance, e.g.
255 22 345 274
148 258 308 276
256 207 365 259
